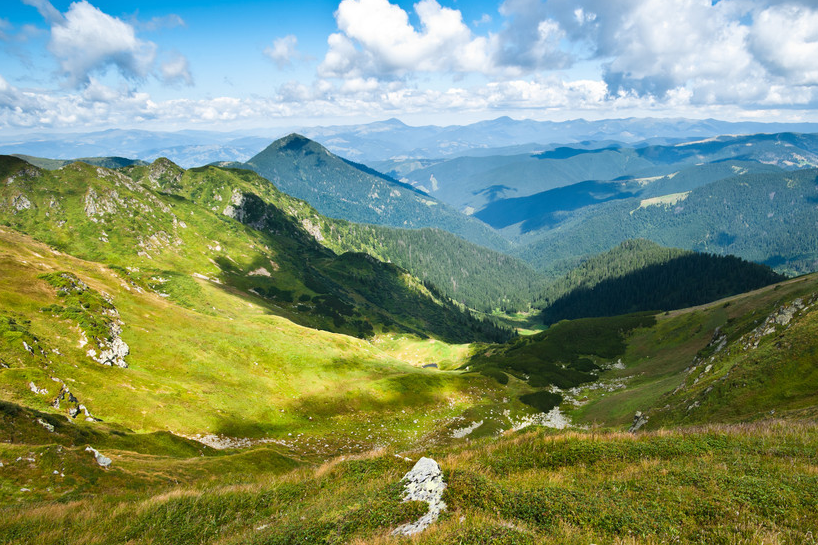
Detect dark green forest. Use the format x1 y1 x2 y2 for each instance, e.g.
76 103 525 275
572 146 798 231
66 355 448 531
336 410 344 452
536 239 786 324
337 225 544 313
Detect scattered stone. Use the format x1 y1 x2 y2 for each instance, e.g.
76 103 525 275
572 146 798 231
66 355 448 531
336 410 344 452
36 418 55 433
628 411 649 433
88 334 130 368
248 267 272 277
28 382 48 395
451 420 484 438
392 457 447 536
85 446 112 468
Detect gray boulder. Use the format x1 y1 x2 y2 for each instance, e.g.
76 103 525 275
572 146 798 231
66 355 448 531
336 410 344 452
392 457 447 536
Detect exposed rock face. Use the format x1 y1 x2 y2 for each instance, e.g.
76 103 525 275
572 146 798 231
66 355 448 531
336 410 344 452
87 327 129 368
85 446 111 468
629 411 649 433
223 189 247 222
392 457 447 536
28 381 48 395
301 218 324 242
12 194 31 211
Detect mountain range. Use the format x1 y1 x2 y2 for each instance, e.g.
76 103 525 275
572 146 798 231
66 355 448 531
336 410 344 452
3 118 818 544
5 116 818 167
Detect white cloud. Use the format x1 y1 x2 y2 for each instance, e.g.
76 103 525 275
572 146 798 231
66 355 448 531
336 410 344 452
22 0 64 25
320 0 494 77
494 0 570 71
160 52 193 86
49 1 157 86
23 0 191 90
138 14 186 32
750 4 818 86
264 35 303 69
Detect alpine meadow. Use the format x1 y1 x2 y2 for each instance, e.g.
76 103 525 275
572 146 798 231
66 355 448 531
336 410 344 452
2 0 818 544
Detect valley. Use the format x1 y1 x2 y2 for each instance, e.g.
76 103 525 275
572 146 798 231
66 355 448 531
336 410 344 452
2 119 818 544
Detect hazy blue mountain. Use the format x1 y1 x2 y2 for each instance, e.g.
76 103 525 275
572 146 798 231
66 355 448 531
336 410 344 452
299 117 818 162
241 134 512 252
395 132 818 220
6 117 818 168
476 160 784 233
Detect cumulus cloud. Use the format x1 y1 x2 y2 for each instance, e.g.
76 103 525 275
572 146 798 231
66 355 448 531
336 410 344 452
264 35 303 69
319 0 494 78
532 0 818 105
495 0 570 71
25 0 190 89
49 1 157 86
749 4 818 86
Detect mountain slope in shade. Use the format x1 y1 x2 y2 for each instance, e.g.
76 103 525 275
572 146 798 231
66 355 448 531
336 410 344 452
536 239 786 324
241 134 511 252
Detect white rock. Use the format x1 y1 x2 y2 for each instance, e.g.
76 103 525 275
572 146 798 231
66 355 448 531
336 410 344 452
392 457 447 536
85 446 112 468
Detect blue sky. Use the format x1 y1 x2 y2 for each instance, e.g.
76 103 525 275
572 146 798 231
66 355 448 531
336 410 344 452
2 0 818 133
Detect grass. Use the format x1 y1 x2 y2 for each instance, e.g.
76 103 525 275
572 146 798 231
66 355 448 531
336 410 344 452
2 421 817 544
3 156 818 543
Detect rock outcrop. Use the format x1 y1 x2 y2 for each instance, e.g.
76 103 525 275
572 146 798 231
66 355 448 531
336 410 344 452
85 446 112 468
392 457 447 536
629 411 649 433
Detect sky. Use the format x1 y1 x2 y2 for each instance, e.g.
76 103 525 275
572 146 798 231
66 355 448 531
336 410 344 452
2 0 818 133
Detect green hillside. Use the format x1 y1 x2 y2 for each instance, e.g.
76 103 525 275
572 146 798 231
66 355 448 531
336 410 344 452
0 155 509 344
11 154 149 170
4 261 818 543
3 145 818 545
334 225 543 313
517 168 818 278
536 239 786 323
241 134 511 252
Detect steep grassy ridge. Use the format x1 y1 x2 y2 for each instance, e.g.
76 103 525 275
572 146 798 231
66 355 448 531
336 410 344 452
0 155 510 343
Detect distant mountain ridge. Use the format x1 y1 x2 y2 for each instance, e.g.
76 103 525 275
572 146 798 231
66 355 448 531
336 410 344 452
4 117 818 167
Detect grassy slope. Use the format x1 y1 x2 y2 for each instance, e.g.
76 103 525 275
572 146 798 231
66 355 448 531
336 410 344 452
2 422 816 544
0 155 509 344
571 273 818 429
2 154 818 543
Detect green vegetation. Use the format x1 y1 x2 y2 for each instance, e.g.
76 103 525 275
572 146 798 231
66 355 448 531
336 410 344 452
2 138 818 545
2 421 817 544
537 239 786 324
0 155 511 344
11 154 148 170
39 272 118 345
517 168 818 278
465 314 655 412
329 225 543 313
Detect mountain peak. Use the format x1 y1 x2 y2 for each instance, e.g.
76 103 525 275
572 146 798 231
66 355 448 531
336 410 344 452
273 133 323 152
